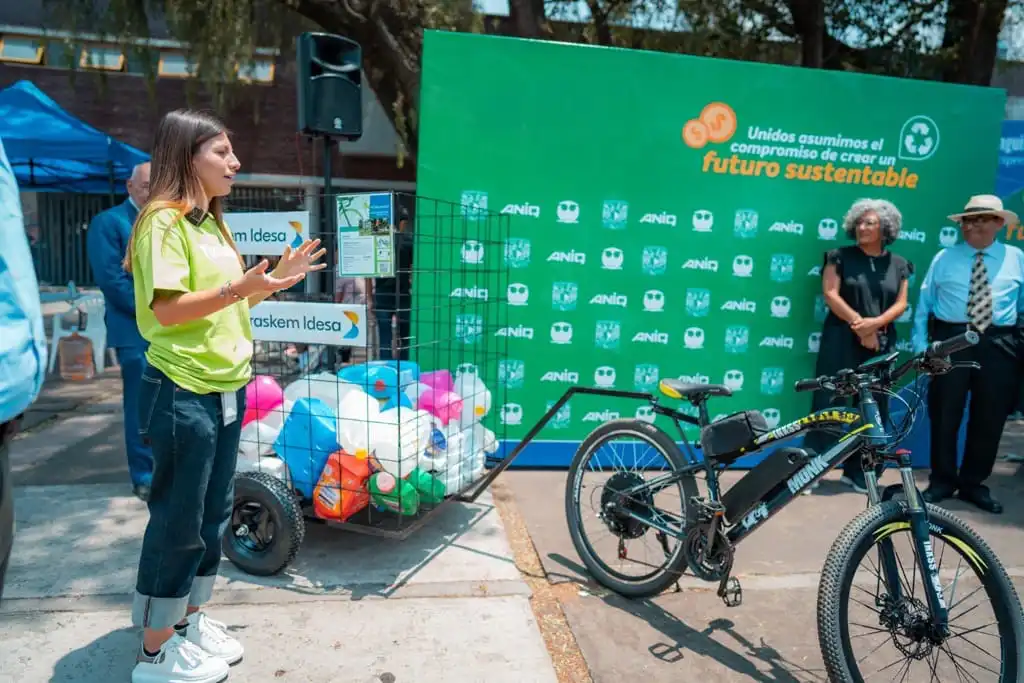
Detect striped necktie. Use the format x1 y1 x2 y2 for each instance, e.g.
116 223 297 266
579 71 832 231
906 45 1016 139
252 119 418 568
967 251 993 333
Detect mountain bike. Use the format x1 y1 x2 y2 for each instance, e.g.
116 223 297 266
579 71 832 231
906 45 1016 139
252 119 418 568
564 330 1024 681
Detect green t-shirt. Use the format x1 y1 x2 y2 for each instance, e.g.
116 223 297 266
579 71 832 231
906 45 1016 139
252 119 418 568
132 207 253 395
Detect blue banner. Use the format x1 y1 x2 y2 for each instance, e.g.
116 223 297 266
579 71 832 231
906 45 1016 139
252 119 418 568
997 120 1024 204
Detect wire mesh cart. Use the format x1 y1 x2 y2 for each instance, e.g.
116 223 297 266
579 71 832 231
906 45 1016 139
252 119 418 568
222 190 520 576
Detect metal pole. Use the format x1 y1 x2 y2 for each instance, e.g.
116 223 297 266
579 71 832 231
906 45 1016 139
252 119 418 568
322 135 337 370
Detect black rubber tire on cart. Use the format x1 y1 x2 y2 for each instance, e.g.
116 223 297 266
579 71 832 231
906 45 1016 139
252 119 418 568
564 418 698 599
223 470 305 576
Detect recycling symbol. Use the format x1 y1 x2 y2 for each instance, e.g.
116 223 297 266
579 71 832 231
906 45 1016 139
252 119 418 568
898 115 940 161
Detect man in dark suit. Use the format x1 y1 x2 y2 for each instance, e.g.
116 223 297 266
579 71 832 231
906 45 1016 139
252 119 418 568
87 162 154 500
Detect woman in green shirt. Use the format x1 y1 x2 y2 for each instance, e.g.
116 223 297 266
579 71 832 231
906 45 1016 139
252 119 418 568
123 109 325 683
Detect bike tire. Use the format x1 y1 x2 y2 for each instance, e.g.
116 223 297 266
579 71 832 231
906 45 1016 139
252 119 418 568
817 499 1024 682
564 418 698 599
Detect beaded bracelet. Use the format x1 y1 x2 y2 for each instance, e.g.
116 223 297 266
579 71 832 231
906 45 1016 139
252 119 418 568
221 281 244 301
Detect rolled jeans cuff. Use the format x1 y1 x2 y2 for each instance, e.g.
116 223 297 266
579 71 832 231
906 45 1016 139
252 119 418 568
188 574 216 607
132 592 189 630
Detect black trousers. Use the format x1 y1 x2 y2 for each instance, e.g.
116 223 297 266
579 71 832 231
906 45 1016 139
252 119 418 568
928 320 1021 493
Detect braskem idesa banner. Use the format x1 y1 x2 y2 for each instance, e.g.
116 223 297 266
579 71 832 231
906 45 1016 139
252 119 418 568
414 30 1006 467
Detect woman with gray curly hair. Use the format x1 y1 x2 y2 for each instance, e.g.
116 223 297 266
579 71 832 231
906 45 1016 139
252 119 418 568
804 198 914 494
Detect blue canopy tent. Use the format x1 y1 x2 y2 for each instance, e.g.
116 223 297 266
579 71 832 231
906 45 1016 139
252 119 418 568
0 80 150 194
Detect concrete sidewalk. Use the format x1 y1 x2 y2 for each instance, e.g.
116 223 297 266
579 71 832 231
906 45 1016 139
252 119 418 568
1 369 561 683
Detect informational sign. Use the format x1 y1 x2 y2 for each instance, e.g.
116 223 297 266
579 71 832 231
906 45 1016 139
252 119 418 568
998 120 1024 238
224 210 309 257
336 192 395 277
414 30 1005 465
250 301 367 347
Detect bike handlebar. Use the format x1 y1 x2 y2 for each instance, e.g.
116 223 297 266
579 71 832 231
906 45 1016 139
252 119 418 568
923 329 980 360
793 330 980 394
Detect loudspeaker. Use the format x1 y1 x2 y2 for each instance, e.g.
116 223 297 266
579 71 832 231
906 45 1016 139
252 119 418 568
296 32 363 139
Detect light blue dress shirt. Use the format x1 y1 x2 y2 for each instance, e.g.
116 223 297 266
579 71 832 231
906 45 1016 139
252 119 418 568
912 240 1024 352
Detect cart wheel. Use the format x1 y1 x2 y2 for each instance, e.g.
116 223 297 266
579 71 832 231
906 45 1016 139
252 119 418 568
223 470 305 576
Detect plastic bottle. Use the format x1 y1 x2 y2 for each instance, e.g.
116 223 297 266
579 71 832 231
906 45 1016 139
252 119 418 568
408 467 446 505
368 471 420 516
313 450 371 522
58 332 95 381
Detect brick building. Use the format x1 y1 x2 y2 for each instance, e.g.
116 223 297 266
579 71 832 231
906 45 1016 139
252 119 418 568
0 2 414 286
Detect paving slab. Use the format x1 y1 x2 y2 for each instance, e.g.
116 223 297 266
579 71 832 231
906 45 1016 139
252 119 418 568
9 414 129 487
2 484 524 610
0 596 558 683
504 463 1024 589
561 577 1024 683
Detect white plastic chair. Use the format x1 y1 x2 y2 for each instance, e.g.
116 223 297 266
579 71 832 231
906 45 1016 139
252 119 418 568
47 292 111 374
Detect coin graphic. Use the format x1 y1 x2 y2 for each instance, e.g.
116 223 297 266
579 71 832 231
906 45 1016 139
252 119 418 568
682 119 710 148
699 102 737 143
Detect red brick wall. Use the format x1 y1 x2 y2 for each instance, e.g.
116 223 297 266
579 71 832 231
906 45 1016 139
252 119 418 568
0 59 415 183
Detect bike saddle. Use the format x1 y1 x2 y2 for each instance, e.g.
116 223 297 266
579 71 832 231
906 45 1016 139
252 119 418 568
658 378 733 400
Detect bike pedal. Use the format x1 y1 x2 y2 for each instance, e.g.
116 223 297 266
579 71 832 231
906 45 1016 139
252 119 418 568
719 577 742 607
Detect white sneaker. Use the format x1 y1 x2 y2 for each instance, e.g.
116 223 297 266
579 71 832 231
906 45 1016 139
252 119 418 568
131 633 229 683
180 611 244 665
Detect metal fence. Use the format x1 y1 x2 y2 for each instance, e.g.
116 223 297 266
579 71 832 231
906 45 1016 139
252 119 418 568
30 185 315 287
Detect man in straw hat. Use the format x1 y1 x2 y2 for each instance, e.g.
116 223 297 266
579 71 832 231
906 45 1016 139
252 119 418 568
912 194 1024 514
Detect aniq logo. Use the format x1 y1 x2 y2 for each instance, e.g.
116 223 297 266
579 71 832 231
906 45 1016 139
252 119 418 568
450 285 488 301
250 302 366 346
502 202 540 218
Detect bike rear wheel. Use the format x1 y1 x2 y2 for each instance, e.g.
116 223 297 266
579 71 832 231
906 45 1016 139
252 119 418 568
818 499 1024 682
564 418 698 598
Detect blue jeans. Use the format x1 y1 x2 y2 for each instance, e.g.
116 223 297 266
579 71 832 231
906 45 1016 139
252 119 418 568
116 346 154 487
131 365 247 629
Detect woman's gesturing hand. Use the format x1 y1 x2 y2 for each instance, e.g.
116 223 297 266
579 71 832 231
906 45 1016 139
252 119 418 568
273 238 328 281
233 239 328 298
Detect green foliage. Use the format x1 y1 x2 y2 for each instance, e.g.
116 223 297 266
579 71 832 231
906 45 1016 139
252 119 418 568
45 0 1017 160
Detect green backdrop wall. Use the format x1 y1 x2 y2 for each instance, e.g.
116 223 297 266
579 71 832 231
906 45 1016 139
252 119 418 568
413 30 1006 466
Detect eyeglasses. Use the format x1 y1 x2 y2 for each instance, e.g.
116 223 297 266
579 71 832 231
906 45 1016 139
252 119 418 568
962 215 999 226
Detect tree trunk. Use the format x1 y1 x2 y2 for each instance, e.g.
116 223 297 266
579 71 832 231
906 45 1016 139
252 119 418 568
788 0 824 68
508 0 547 38
941 0 1008 85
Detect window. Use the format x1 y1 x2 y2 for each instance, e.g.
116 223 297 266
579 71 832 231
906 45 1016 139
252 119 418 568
157 52 196 78
80 45 125 71
237 58 275 84
0 35 45 64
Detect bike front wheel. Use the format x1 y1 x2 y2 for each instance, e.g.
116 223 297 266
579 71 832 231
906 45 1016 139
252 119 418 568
818 499 1024 682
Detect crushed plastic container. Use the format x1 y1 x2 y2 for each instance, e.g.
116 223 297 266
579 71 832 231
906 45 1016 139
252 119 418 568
313 450 371 522
273 396 340 499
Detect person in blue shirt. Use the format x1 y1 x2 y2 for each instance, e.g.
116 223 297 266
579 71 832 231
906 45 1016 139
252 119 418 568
86 162 154 500
0 135 47 601
912 194 1024 514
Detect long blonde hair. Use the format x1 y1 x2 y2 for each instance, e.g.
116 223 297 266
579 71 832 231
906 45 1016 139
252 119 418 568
123 109 242 273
